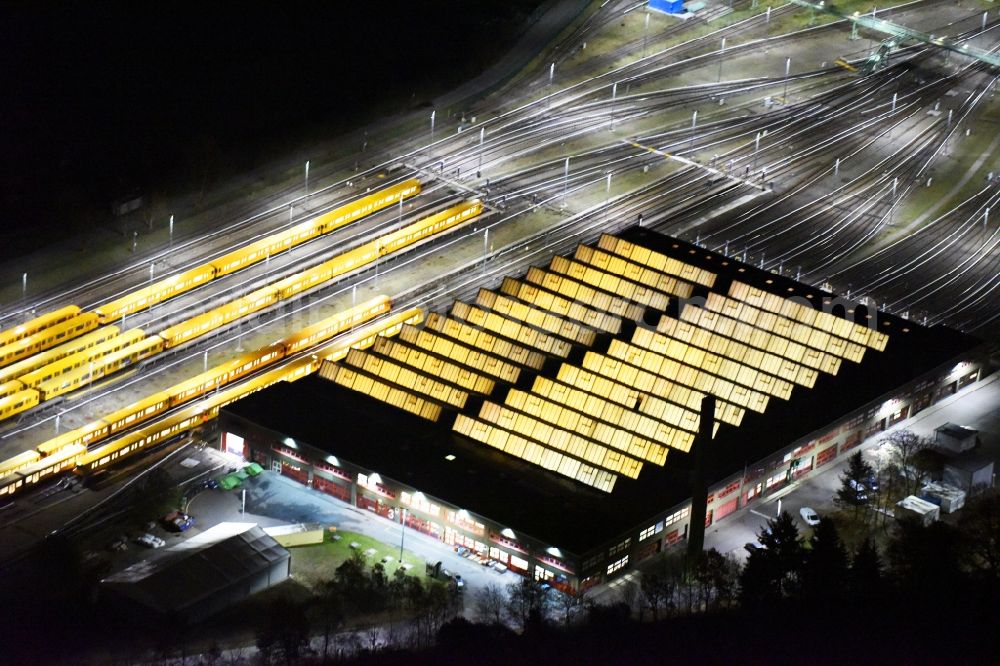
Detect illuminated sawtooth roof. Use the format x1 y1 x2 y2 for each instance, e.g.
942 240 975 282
317 230 907 493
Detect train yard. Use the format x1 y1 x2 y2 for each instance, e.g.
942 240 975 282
0 0 998 567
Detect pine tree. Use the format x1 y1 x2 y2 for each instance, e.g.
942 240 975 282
849 537 883 604
739 512 805 606
836 451 875 517
802 517 848 603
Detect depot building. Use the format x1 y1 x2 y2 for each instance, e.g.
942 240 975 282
217 228 990 592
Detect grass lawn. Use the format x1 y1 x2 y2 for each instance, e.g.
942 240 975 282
290 530 429 589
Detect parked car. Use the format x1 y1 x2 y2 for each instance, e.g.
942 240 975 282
161 511 195 532
799 507 821 526
135 533 165 548
744 542 763 554
453 574 465 590
107 536 128 552
848 479 869 500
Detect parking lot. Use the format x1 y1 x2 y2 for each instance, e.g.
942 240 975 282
110 447 517 616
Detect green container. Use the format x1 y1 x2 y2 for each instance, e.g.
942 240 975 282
243 462 264 477
218 473 243 490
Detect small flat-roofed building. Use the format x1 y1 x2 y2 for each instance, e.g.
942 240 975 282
897 495 940 526
101 522 289 622
935 422 978 454
919 482 966 513
944 454 994 494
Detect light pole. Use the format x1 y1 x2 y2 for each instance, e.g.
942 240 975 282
783 57 791 103
148 263 155 314
754 131 761 172
604 172 613 223
563 157 570 207
483 228 489 275
610 82 618 131
643 12 650 57
399 508 407 563
169 214 174 250
718 37 726 83
203 350 208 373
478 126 485 175
690 110 698 152
430 110 436 142
21 272 27 313
547 62 555 110
304 160 310 194
984 206 990 228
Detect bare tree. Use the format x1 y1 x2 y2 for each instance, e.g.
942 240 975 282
474 583 506 624
505 577 550 631
881 429 931 496
365 626 382 653
620 580 639 619
551 589 587 626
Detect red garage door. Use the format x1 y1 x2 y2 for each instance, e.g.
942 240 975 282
714 498 739 522
280 460 309 485
313 476 350 502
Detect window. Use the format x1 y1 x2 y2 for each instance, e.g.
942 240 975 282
609 538 631 558
509 555 529 571
663 508 689 527
607 556 629 575
534 567 554 582
446 510 485 536
639 522 662 541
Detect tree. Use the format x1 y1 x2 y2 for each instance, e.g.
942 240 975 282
620 580 639 618
958 488 1000 580
740 512 805 606
849 537 883 603
505 577 550 631
640 565 673 621
880 429 931 496
312 581 344 664
836 451 875 517
802 518 848 603
255 597 311 665
551 589 587 626
693 548 740 611
887 517 963 601
474 583 507 625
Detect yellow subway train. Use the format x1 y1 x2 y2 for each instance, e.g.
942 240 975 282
0 314 100 369
94 179 421 323
0 306 82 348
0 197 480 425
156 199 480 352
16 329 145 389
0 325 121 385
0 302 423 495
